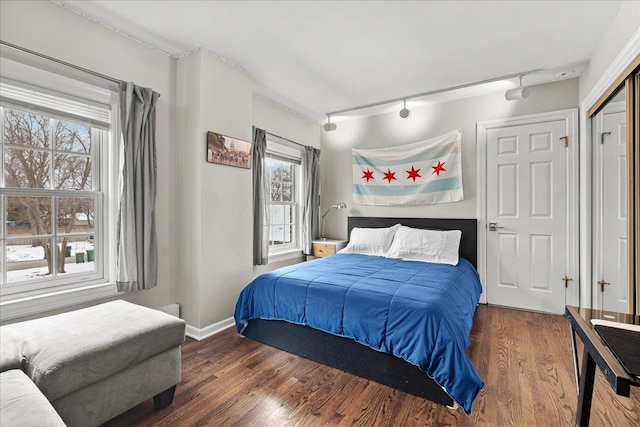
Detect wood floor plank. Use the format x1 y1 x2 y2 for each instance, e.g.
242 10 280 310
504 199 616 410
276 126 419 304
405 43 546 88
103 305 639 426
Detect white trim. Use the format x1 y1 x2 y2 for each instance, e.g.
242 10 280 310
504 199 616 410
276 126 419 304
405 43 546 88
581 29 640 114
475 125 487 304
477 108 580 307
185 317 235 341
579 28 640 309
0 58 114 106
268 249 304 264
0 282 118 321
267 138 303 162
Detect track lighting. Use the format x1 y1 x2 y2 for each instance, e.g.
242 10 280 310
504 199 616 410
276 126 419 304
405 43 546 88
321 69 540 119
323 115 337 132
399 99 411 119
505 75 529 100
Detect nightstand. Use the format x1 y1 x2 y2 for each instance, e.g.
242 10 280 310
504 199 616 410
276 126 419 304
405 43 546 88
312 239 347 258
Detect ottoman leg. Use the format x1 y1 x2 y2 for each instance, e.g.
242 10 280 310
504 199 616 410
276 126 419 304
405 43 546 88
153 385 176 410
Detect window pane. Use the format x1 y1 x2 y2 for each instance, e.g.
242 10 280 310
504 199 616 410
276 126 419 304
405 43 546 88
282 183 292 202
57 197 95 234
6 196 52 236
4 148 50 188
5 237 53 283
270 182 282 202
269 204 284 245
56 236 95 276
270 204 284 225
281 164 292 182
284 224 293 244
55 153 92 190
285 205 294 225
271 224 284 245
3 109 50 148
55 120 91 153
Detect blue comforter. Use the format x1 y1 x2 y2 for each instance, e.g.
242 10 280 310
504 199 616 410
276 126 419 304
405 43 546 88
234 253 484 414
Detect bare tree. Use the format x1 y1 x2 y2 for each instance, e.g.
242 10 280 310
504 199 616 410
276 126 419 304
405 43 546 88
4 109 93 275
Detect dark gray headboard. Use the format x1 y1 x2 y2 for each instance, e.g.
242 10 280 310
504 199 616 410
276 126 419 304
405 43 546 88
347 217 478 267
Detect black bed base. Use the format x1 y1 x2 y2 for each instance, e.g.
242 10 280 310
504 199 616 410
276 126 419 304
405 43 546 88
243 319 454 406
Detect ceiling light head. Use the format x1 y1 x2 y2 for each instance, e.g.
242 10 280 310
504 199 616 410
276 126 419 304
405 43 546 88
399 99 411 119
505 87 530 100
505 75 529 101
323 115 337 132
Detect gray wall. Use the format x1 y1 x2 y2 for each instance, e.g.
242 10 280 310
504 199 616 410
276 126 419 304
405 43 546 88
0 1 321 328
579 1 640 102
320 79 580 240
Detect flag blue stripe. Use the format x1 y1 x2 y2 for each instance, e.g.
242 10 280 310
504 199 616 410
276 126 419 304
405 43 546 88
354 142 457 167
353 178 461 196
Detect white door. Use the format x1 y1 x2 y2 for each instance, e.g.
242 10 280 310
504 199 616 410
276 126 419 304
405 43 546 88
485 119 570 314
593 102 628 313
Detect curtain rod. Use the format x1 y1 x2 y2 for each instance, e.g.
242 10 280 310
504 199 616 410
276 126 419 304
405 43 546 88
266 131 308 149
326 68 543 117
1 40 120 84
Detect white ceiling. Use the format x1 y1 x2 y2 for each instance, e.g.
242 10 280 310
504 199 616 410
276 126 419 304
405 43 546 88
56 0 623 123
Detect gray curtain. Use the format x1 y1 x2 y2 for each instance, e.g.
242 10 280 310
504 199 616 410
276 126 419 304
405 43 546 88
302 147 321 254
116 81 160 292
252 127 270 265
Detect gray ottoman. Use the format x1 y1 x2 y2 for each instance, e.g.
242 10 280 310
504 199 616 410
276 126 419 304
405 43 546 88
0 369 66 427
0 300 186 427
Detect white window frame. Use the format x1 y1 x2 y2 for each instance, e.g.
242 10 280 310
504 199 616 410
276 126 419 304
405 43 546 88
266 139 303 263
0 59 119 320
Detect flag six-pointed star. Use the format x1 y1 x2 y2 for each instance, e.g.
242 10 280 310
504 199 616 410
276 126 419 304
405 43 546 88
383 168 397 183
361 168 374 182
406 166 422 182
431 161 446 176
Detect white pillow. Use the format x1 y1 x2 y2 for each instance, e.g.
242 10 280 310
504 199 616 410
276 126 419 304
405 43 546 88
338 224 401 256
386 226 461 265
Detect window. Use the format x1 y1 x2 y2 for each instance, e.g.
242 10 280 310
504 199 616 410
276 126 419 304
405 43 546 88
266 140 302 256
0 60 116 309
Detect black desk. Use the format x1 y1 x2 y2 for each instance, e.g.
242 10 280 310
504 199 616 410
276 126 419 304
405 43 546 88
565 306 640 427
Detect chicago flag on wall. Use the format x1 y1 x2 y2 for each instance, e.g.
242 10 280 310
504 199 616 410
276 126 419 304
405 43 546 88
352 129 463 205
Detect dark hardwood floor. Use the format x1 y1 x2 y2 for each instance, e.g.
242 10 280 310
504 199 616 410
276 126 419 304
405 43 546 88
104 305 639 426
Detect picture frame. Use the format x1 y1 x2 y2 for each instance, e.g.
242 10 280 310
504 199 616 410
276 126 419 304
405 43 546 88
206 131 252 169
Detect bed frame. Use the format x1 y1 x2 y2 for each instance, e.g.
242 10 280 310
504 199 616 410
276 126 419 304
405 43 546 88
242 217 478 407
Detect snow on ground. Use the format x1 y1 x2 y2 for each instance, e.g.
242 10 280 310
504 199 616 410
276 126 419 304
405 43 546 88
7 261 96 283
6 242 95 283
6 242 93 262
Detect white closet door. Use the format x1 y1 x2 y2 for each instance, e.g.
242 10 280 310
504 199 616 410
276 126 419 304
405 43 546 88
594 102 628 313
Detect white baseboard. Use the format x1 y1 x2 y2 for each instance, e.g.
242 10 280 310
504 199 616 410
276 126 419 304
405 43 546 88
186 316 235 341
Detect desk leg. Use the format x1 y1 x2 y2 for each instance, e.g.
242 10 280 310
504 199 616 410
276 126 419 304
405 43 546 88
575 347 596 427
569 323 580 396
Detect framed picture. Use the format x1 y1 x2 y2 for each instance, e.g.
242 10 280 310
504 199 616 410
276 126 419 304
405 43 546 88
206 131 252 169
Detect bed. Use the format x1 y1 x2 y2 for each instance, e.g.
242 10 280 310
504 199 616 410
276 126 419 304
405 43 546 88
234 217 483 414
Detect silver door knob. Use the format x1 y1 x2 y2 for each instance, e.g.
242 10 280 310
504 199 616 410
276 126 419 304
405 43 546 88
489 222 504 231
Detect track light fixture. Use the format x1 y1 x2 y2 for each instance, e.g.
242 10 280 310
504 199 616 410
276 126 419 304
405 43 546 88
505 75 530 100
323 115 337 132
323 69 541 119
399 99 411 119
